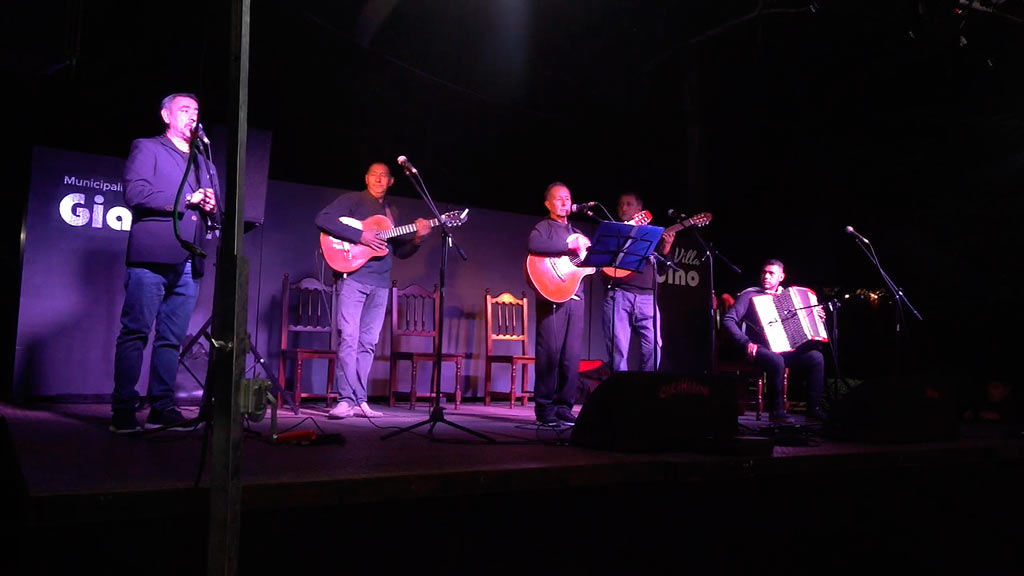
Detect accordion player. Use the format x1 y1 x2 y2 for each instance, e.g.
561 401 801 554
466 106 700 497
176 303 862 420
751 286 829 353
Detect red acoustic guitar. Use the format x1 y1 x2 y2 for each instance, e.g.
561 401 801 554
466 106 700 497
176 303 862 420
600 211 713 278
320 209 468 274
525 251 596 303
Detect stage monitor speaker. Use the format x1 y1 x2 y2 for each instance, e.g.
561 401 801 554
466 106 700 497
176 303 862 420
570 371 737 453
825 378 960 444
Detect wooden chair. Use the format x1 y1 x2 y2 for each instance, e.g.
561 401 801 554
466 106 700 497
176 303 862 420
278 273 338 415
714 293 787 420
388 281 464 409
484 289 536 407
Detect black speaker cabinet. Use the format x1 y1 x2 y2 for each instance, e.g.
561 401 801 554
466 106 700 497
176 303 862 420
570 371 737 452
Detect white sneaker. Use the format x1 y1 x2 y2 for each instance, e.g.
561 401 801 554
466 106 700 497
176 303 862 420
327 401 353 419
356 402 384 418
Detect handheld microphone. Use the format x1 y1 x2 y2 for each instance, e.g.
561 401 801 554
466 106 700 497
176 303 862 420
397 155 418 174
193 122 210 145
571 202 598 213
844 226 870 244
274 429 317 445
667 208 688 221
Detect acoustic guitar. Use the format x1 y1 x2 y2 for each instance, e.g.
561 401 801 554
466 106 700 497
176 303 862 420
321 209 469 274
525 251 596 304
600 211 713 278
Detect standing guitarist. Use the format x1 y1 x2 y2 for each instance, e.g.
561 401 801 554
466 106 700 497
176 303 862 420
602 191 676 373
526 182 591 426
315 162 431 419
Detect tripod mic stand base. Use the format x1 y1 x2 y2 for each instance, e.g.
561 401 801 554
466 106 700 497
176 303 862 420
380 405 496 443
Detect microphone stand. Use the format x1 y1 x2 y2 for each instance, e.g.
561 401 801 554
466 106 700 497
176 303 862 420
147 135 222 441
849 233 922 393
382 163 494 442
164 134 295 438
851 237 923 324
689 230 741 376
651 251 682 371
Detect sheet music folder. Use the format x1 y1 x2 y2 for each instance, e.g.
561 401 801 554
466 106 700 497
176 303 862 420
579 221 664 272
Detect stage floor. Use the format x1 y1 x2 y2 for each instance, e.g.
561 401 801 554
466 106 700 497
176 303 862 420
3 398 1023 574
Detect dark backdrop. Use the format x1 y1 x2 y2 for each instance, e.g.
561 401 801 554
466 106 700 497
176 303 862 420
6 1 1023 399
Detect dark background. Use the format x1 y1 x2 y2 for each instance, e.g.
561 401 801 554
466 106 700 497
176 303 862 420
5 1 1023 398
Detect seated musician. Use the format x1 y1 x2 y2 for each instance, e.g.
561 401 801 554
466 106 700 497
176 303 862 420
721 258 828 424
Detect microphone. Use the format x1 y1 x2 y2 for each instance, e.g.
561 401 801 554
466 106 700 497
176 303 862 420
274 429 317 445
571 202 598 213
397 155 418 174
193 122 210 145
667 208 687 221
844 225 870 244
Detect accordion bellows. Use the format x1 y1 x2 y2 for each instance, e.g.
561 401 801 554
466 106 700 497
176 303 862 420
752 287 829 353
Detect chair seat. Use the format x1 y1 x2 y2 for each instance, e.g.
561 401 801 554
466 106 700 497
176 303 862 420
287 348 335 358
485 354 535 364
394 351 464 362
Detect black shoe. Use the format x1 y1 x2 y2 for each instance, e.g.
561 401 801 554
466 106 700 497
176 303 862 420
769 411 795 425
536 409 560 427
805 408 829 423
555 408 577 425
110 410 142 434
145 408 193 430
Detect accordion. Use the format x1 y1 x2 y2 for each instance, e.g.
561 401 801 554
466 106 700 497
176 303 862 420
751 286 829 353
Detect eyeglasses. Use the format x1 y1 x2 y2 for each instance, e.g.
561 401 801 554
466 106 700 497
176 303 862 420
367 172 392 180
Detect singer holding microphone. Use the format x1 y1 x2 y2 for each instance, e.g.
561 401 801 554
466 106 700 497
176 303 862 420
110 93 220 433
602 191 676 373
526 182 591 426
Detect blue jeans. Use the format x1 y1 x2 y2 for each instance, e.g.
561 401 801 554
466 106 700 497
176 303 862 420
334 277 389 405
112 261 199 413
603 288 661 372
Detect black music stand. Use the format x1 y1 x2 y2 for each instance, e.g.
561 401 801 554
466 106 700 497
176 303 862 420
579 222 665 271
585 222 666 373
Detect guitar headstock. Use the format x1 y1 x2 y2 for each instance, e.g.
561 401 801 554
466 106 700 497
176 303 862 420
686 212 712 228
440 208 470 227
628 210 653 226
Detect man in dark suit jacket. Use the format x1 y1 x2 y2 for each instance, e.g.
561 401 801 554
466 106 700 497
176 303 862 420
110 92 220 433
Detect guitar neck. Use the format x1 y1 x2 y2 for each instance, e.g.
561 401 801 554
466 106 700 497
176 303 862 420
664 215 705 234
664 221 687 234
378 217 439 240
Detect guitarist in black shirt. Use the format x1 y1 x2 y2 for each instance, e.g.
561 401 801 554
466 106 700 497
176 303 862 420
315 162 431 418
526 182 591 426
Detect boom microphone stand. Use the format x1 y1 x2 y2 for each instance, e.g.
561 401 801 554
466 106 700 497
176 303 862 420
845 226 922 389
689 230 741 375
382 157 494 442
846 227 922 323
